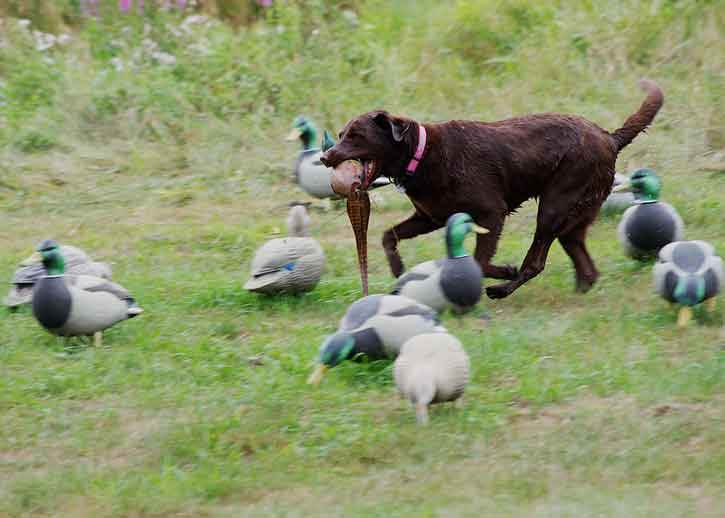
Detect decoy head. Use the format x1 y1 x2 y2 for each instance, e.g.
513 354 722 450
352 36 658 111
321 130 336 152
307 332 356 385
30 239 65 276
673 275 706 307
286 203 311 237
445 213 489 258
612 168 661 202
286 116 319 150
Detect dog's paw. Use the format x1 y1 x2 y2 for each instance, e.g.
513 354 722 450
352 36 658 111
575 277 596 293
486 283 513 299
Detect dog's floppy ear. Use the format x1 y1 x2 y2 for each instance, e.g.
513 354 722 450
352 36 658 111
373 111 410 142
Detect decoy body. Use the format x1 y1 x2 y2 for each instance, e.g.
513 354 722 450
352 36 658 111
600 173 636 215
394 332 470 424
653 240 722 327
244 204 325 294
5 244 111 308
287 116 389 199
307 294 445 384
615 168 684 259
391 213 487 313
30 240 142 346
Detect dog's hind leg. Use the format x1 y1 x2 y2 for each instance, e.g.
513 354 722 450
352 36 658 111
382 211 442 277
558 213 599 293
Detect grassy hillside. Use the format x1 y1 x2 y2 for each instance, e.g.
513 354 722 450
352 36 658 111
1 1 724 516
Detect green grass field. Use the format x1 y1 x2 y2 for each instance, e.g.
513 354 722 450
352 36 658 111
1 1 723 516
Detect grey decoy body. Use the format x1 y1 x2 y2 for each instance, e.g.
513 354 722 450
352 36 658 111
30 240 142 345
391 213 487 313
615 169 684 259
394 332 470 424
653 240 722 326
287 116 389 199
5 245 112 308
600 173 636 215
308 294 446 384
244 205 325 294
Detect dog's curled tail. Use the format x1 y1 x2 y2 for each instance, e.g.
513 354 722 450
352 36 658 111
611 79 664 152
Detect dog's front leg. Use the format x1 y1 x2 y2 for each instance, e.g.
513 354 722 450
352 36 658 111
473 214 519 280
382 211 442 277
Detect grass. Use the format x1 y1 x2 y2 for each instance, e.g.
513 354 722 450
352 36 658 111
1 1 724 516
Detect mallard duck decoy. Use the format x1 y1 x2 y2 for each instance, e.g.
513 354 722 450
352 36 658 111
244 204 325 294
5 244 112 309
653 240 722 327
307 294 445 385
30 240 142 346
391 213 488 313
600 173 635 215
394 332 470 424
287 116 389 199
615 168 684 259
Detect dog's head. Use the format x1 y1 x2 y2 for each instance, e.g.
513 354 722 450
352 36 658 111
320 110 416 192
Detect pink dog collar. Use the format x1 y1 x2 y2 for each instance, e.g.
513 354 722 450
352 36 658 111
406 124 427 175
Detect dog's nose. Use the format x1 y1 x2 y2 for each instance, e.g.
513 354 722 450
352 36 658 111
319 152 332 167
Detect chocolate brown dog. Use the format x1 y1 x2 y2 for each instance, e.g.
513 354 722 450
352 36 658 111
320 80 663 299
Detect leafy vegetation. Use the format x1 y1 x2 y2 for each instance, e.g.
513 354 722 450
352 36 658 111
0 1 723 515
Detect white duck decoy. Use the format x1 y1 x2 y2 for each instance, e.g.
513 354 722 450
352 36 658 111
30 240 142 346
653 240 722 327
394 332 470 424
5 244 112 309
307 294 446 385
244 204 325 294
391 213 488 313
615 168 684 259
600 173 636 215
287 116 389 199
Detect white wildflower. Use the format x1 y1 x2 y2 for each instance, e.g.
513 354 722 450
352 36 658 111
33 31 56 52
152 51 177 66
17 19 31 29
188 42 211 56
166 24 182 38
183 15 209 27
110 57 124 72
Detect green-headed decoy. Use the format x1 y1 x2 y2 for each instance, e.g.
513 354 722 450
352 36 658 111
391 213 488 313
287 116 389 199
653 240 721 327
30 240 142 346
244 204 325 294
615 168 684 259
394 332 470 425
307 294 445 385
5 244 112 308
